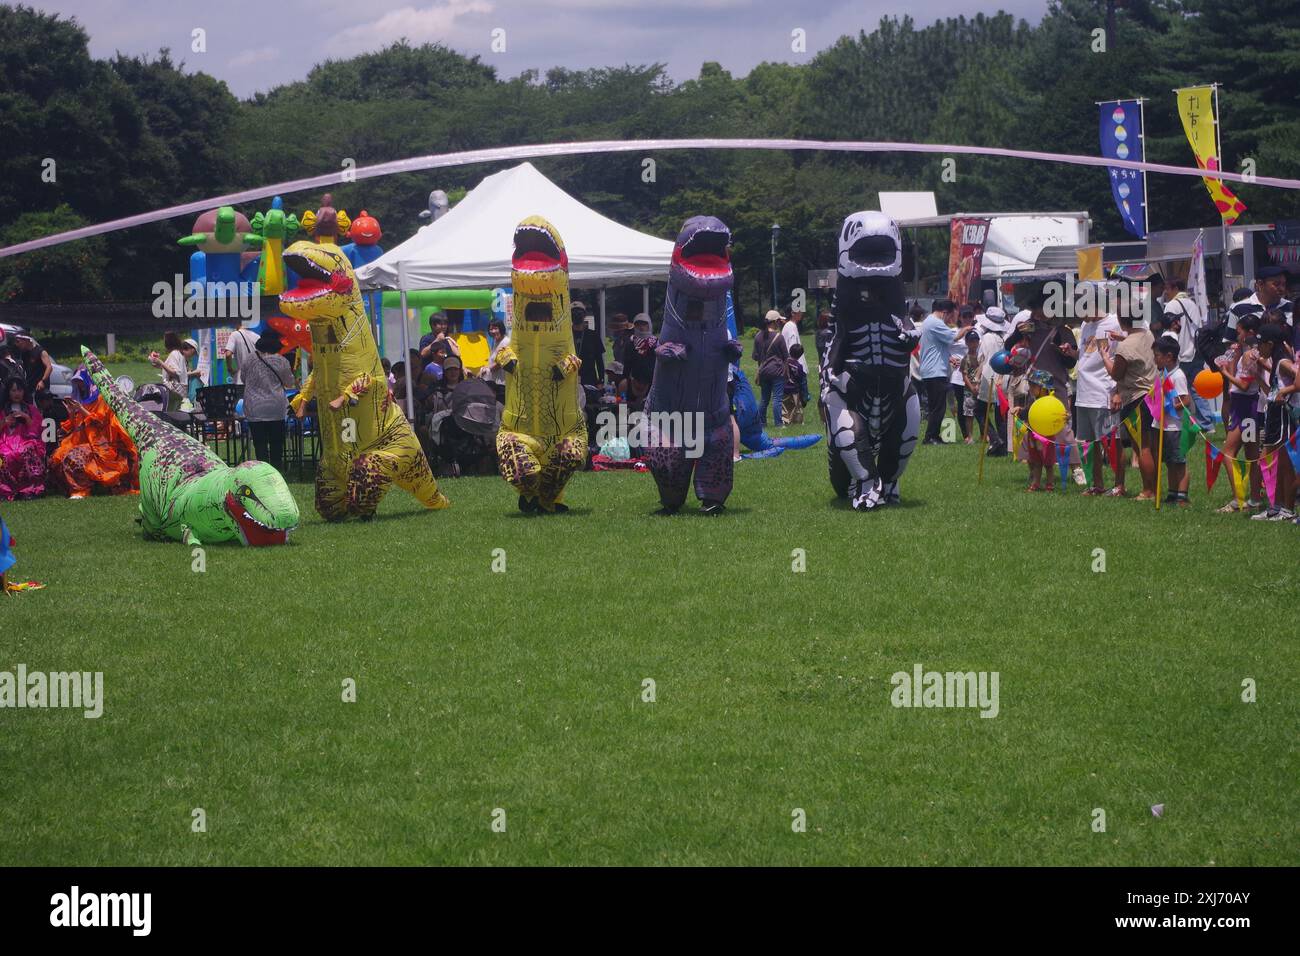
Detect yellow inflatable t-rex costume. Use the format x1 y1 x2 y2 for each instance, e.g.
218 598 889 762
280 241 449 520
495 217 586 513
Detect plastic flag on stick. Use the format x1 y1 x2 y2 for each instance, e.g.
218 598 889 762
1179 408 1199 459
1145 375 1175 422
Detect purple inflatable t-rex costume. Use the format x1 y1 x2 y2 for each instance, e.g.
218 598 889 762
644 216 743 514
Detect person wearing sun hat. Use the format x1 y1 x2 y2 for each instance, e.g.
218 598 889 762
756 311 790 426
972 304 1011 455
148 333 202 411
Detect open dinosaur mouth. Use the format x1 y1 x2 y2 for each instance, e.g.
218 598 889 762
281 252 353 303
225 492 291 547
512 224 565 272
846 234 898 270
674 227 732 278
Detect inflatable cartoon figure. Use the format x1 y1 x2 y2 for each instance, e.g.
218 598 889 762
494 217 585 513
281 241 448 520
246 197 300 296
643 216 742 514
301 194 350 247
81 347 298 545
178 206 259 289
820 212 921 511
342 209 386 347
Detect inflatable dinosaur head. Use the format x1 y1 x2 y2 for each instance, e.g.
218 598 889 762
248 201 300 243
838 211 902 279
222 461 299 547
179 206 255 254
348 210 382 246
279 241 362 324
669 216 732 300
511 216 569 299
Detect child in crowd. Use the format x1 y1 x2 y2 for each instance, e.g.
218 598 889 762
783 342 807 425
1216 315 1263 512
1152 336 1191 506
1261 328 1300 523
1013 369 1056 491
1250 324 1295 521
958 331 981 445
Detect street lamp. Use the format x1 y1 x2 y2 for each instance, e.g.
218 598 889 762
770 223 781 312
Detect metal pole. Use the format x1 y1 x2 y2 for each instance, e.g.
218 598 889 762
1138 98 1150 239
598 287 607 340
642 284 649 317
1213 83 1230 288
770 225 779 311
397 261 415 421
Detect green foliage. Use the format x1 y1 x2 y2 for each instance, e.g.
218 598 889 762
0 1 1298 312
0 205 108 302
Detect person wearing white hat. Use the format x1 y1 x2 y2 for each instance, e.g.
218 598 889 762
972 305 1011 455
148 332 202 411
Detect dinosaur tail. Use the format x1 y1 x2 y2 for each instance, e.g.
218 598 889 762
81 345 171 454
772 433 822 450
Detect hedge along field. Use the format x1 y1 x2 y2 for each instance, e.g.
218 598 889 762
1 364 1296 865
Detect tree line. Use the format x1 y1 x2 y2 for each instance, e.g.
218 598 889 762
1 0 1297 319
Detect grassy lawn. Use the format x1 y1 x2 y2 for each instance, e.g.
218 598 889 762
1 352 1295 866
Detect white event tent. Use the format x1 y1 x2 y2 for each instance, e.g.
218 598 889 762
358 162 673 357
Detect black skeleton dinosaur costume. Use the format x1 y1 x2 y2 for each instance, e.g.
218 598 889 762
820 211 921 511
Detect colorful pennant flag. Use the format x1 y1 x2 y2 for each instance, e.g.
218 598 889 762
1206 442 1223 491
1228 456 1248 508
1122 406 1142 449
1260 451 1278 506
1104 433 1120 475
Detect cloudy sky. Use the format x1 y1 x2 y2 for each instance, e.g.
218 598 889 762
36 0 1049 98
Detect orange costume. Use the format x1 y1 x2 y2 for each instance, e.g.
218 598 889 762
50 397 139 498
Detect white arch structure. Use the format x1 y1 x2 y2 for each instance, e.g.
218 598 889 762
2 137 1298 259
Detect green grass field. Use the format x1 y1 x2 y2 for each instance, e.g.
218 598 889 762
2 363 1297 866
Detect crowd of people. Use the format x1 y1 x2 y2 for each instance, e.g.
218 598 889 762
904 267 1299 519
4 264 1297 516
0 331 60 500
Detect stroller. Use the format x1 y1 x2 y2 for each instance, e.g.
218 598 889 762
427 379 501 477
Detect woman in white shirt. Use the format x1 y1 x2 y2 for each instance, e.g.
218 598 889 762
148 333 200 410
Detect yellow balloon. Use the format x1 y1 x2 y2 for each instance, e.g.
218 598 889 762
1028 395 1067 437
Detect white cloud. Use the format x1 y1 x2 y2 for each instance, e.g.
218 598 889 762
227 46 280 68
325 0 495 56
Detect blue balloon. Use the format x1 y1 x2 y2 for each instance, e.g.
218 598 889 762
990 349 1014 375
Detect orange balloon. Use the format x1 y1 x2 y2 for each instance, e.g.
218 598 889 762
1194 369 1223 400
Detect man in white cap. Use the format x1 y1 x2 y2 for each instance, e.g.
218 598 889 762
221 324 259 386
